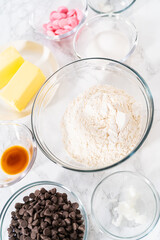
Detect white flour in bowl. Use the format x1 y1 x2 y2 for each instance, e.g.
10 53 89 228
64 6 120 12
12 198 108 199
61 85 142 167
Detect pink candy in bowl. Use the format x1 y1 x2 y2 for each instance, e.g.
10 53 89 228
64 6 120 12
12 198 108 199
29 0 88 40
43 6 83 36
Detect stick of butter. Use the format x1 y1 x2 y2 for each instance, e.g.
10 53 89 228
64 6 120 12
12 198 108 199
0 46 24 89
0 60 46 111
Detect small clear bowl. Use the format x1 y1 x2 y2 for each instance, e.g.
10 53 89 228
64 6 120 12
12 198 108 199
0 181 88 240
29 0 88 41
73 14 138 62
91 171 160 239
31 58 153 172
0 122 37 188
88 0 136 14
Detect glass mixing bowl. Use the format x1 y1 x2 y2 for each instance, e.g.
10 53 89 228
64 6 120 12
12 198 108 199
88 0 136 14
0 122 37 188
91 171 160 239
31 58 154 172
0 181 88 240
73 14 138 62
29 0 88 41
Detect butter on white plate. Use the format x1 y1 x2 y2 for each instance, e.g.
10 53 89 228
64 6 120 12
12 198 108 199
0 40 59 120
0 60 46 112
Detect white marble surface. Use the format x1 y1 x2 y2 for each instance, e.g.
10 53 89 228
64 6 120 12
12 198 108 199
0 0 160 239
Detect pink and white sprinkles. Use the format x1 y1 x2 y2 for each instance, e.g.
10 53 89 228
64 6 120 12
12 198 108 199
43 6 83 36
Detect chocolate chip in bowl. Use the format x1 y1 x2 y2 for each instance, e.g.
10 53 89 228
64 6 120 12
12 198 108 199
0 181 88 240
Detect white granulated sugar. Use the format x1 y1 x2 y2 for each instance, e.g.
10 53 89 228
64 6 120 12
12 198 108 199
61 85 142 167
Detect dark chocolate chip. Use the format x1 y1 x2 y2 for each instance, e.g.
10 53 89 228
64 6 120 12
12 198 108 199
44 217 51 225
28 217 32 224
40 188 47 194
62 193 67 200
58 227 65 234
40 220 48 229
46 200 51 205
27 208 34 216
44 192 50 199
11 211 16 216
31 231 37 239
69 212 76 219
72 202 79 210
58 233 65 239
63 204 70 211
35 190 40 196
29 193 35 199
33 212 39 220
44 209 52 216
15 203 22 209
20 220 27 228
32 219 39 226
78 225 85 232
64 218 71 225
63 211 69 219
70 232 77 239
52 220 58 227
51 229 57 236
23 196 29 203
53 213 59 220
73 223 78 231
50 188 56 195
52 196 57 204
66 226 72 232
43 227 51 236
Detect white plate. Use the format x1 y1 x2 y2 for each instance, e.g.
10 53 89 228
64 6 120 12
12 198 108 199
0 40 59 120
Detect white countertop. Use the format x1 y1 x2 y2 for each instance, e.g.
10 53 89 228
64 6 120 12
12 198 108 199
0 0 160 239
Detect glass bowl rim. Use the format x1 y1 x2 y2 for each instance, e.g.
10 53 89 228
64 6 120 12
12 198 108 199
0 180 88 240
29 0 88 41
0 121 37 188
88 0 136 14
91 170 160 240
31 57 154 173
73 13 138 62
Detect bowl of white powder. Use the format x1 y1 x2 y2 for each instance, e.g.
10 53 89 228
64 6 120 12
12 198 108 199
73 14 138 62
31 58 154 171
91 171 160 239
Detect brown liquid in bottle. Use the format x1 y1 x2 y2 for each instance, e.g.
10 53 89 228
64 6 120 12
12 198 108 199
1 145 29 175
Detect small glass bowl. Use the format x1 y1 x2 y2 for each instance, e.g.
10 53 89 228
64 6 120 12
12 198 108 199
29 0 88 41
88 0 136 14
0 122 37 188
0 181 88 240
31 58 153 172
91 171 160 239
73 14 138 62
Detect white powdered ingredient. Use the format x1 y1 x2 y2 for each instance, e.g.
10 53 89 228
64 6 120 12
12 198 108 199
61 85 142 167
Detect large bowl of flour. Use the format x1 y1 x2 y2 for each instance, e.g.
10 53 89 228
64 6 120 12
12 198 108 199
31 58 154 172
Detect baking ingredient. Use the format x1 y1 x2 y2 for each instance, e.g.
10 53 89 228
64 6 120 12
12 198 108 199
1 145 29 175
61 85 141 167
0 46 24 89
112 201 146 227
86 30 130 60
43 6 82 36
0 60 46 111
8 187 85 239
112 187 146 227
